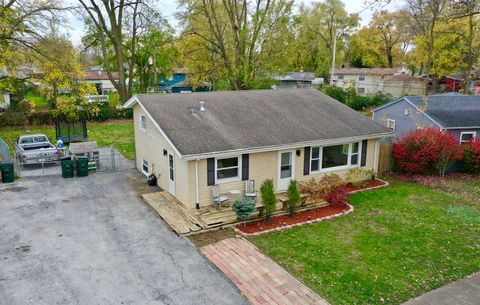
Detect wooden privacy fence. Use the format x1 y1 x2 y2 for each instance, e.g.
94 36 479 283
378 143 393 174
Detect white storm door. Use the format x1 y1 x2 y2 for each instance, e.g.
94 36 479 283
278 151 295 191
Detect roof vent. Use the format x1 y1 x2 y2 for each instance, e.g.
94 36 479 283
199 101 206 112
190 108 197 116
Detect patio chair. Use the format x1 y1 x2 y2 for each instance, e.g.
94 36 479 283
212 185 229 208
244 180 257 200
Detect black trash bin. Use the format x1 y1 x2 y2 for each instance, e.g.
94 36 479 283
60 157 74 178
76 156 89 177
0 161 15 183
147 174 157 186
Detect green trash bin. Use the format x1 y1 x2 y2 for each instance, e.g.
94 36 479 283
60 157 74 178
76 156 89 177
0 161 15 183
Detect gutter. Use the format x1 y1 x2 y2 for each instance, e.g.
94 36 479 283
180 132 395 161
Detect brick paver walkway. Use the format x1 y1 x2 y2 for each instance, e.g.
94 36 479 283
201 238 329 305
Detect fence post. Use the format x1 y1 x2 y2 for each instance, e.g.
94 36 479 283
111 147 116 170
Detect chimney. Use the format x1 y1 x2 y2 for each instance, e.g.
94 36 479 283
199 101 206 112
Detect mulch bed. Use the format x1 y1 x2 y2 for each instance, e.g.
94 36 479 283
235 179 388 235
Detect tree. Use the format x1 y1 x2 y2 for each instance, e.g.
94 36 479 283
260 179 276 221
406 0 447 95
298 0 359 77
232 198 256 226
78 0 166 103
32 29 84 106
286 180 300 217
177 0 294 90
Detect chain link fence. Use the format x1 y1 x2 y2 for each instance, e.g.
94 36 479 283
14 147 134 178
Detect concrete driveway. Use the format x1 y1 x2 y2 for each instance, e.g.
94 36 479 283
0 170 248 305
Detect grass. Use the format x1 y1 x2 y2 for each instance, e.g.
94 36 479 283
249 179 480 305
26 91 48 109
0 120 135 160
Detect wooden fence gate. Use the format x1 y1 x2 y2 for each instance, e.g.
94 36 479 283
378 144 393 174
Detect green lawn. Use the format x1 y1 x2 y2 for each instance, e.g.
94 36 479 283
26 91 48 108
249 179 480 305
0 121 135 160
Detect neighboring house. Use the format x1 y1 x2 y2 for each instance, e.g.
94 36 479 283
124 89 392 209
382 74 424 97
0 92 11 109
372 93 480 143
80 70 119 95
159 72 211 93
438 75 462 92
330 67 403 96
274 72 324 89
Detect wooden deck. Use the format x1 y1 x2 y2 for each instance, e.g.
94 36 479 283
142 191 327 235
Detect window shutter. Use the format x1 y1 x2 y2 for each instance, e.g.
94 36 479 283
361 140 368 166
207 158 215 186
242 154 249 181
304 146 311 175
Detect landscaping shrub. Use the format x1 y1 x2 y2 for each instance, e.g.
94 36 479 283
346 168 372 187
393 128 463 176
260 179 276 221
232 198 256 226
286 180 301 217
324 188 349 208
298 174 346 204
463 138 480 174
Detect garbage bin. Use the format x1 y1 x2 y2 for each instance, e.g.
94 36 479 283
60 157 74 178
0 161 15 183
76 156 89 177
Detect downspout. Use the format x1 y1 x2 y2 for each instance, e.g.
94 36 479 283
195 158 200 209
373 140 380 173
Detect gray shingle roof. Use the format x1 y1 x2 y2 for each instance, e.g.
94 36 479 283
132 88 391 157
406 95 480 128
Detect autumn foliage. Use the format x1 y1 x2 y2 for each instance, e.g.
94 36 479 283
393 128 463 176
463 138 480 174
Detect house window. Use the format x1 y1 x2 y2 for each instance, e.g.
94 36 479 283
311 147 321 171
387 118 396 130
139 114 147 132
359 75 365 81
350 142 360 166
337 74 344 80
358 87 365 94
311 142 361 172
216 157 240 182
142 159 149 175
460 132 476 144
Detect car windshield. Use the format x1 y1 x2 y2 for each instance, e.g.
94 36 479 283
20 136 48 144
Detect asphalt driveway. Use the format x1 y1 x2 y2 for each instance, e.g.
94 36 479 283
0 170 247 305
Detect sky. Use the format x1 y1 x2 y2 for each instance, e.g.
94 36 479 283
64 0 397 47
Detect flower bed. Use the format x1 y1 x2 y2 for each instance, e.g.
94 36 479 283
235 179 388 236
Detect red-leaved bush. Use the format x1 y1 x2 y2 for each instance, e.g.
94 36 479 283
393 128 463 176
324 188 349 207
463 138 480 174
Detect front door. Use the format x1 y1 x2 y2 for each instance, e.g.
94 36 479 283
278 150 295 191
168 152 176 196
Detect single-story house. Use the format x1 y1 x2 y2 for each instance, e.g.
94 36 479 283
159 72 211 93
124 89 393 209
80 70 119 95
372 93 480 143
274 72 324 89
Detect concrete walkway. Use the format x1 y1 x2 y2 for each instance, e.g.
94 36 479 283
201 238 329 305
403 272 480 305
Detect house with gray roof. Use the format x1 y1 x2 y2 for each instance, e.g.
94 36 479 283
124 88 392 209
372 93 480 143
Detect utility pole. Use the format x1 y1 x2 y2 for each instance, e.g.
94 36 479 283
330 29 337 86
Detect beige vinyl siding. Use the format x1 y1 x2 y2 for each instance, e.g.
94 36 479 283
133 105 190 205
185 139 379 209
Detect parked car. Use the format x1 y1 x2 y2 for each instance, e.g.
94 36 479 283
14 134 61 164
